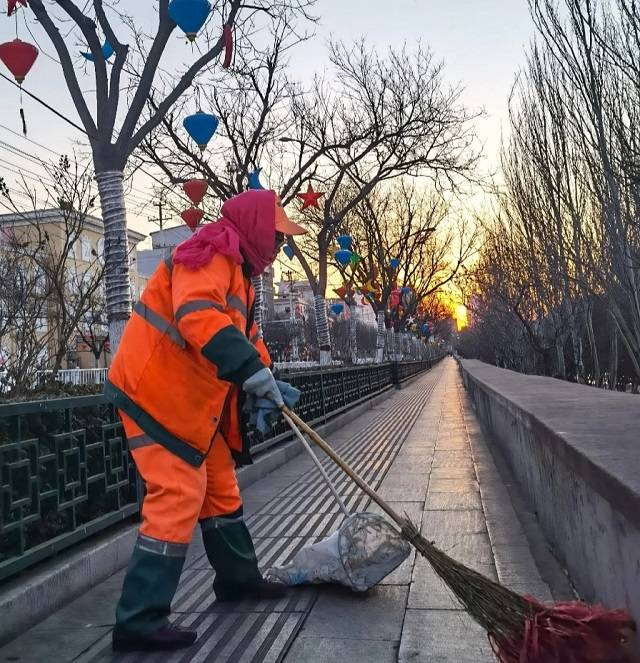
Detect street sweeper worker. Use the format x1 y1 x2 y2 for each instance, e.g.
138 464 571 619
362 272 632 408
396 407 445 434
104 189 307 653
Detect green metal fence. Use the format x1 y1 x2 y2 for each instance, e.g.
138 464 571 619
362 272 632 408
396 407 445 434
0 358 440 581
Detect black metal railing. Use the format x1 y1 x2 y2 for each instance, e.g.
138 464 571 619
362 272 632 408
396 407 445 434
0 357 441 581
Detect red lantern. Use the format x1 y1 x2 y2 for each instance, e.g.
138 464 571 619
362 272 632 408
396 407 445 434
0 39 39 84
8 0 28 16
181 207 204 231
183 179 208 206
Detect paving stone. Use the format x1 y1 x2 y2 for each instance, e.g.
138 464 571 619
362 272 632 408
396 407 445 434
298 585 409 640
377 484 427 502
399 609 494 663
0 626 112 663
428 478 479 493
425 491 483 511
421 510 487 539
429 466 477 480
432 450 474 467
283 637 399 663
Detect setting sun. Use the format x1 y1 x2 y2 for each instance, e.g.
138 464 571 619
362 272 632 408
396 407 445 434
454 305 468 330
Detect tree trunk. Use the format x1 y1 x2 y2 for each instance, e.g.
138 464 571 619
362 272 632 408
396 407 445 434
314 294 331 364
585 306 600 386
348 303 357 364
251 276 264 336
608 319 618 390
95 171 131 355
555 336 566 379
376 310 385 363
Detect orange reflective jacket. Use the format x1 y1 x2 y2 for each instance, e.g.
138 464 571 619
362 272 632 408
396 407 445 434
105 249 271 468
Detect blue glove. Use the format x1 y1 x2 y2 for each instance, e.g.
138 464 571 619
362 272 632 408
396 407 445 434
246 380 301 434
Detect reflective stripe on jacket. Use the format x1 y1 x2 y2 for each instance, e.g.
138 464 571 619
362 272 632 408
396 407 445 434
106 252 271 467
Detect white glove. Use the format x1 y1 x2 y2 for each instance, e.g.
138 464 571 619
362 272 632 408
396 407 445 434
242 367 284 407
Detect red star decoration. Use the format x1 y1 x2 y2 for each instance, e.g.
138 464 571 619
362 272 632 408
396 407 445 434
296 183 324 210
8 0 28 16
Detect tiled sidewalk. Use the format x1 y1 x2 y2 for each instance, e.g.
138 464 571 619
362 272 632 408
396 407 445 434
0 360 563 663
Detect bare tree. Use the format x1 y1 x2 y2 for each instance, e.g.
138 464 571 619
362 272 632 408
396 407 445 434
23 0 315 352
0 156 106 388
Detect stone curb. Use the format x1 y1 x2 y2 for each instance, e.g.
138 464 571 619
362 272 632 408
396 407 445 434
0 372 427 646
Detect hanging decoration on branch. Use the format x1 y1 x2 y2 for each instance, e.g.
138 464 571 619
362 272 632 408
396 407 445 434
222 24 233 68
181 207 204 232
335 249 353 266
183 110 219 151
248 168 265 190
168 0 211 42
389 258 400 270
0 39 38 84
282 244 295 260
81 40 114 62
183 178 208 205
330 303 344 316
0 38 39 135
296 183 324 210
336 234 352 250
7 0 28 16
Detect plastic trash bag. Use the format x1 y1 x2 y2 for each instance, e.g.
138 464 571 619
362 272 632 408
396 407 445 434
265 512 410 592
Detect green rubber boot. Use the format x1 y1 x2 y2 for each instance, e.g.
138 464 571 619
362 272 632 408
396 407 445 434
200 516 286 602
113 535 196 651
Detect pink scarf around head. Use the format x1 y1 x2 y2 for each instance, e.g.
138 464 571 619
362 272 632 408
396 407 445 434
173 189 276 276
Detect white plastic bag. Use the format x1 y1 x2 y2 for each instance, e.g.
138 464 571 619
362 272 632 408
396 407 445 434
265 512 410 592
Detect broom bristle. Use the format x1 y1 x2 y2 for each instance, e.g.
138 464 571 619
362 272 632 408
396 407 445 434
401 521 636 663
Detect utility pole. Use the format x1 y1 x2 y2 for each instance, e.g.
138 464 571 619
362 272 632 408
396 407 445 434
147 189 169 258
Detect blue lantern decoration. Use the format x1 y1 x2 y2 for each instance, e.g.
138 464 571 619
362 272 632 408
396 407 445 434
336 234 352 250
81 40 114 61
335 249 352 266
248 168 265 190
390 258 400 269
421 323 429 334
168 0 211 42
330 303 344 316
401 286 411 295
282 245 295 260
183 110 219 151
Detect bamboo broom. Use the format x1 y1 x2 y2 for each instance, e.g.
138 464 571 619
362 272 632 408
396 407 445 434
281 406 636 663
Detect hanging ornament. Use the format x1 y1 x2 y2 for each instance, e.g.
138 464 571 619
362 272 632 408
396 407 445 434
296 183 324 210
222 24 233 68
168 0 211 42
282 245 295 260
361 297 368 305
389 258 400 269
81 40 114 61
0 39 38 84
389 288 402 309
181 207 204 231
7 0 28 16
349 252 360 266
183 178 208 205
401 286 411 295
0 39 39 136
330 303 344 316
335 249 353 266
183 110 219 151
248 168 265 190
334 285 348 299
336 234 352 250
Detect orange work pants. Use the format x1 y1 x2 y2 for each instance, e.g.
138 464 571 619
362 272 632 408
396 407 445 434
120 412 242 545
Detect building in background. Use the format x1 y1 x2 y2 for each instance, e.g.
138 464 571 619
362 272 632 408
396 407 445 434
0 209 145 371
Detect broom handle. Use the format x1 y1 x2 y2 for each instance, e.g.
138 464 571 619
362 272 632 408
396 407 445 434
281 407 407 529
282 410 350 516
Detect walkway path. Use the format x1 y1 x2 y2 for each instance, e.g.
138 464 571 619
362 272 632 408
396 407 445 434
0 359 567 663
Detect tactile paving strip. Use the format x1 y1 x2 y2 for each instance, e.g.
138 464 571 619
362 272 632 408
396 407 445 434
74 366 442 663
